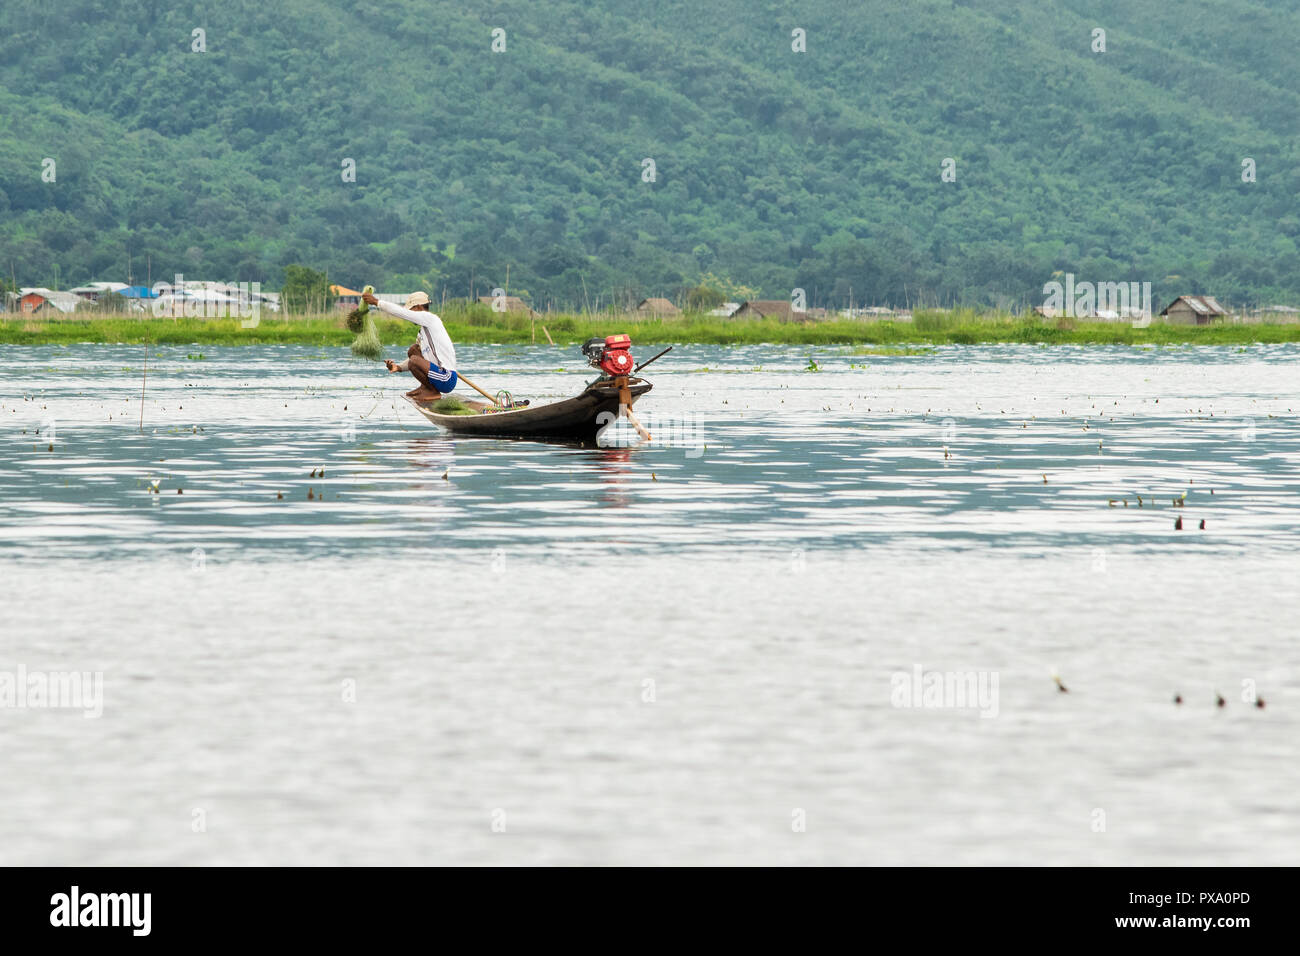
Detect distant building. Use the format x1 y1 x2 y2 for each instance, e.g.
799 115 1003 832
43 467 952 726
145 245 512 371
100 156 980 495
1251 305 1300 322
842 307 913 321
708 302 741 317
1159 296 1227 325
1079 309 1126 322
17 288 81 314
732 300 808 322
117 286 160 311
634 297 680 317
68 282 129 302
331 284 362 311
1034 304 1129 322
476 295 539 317
152 288 241 316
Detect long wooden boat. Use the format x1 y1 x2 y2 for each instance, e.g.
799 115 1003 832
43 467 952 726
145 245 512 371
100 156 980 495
405 377 652 442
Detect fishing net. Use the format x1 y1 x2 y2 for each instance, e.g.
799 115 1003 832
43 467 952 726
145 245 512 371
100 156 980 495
349 284 383 360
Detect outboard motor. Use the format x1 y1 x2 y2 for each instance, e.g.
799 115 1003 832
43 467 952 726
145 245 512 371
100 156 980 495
581 334 634 378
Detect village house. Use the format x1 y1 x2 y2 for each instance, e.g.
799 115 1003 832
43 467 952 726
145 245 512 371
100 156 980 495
732 300 809 322
330 284 362 311
476 295 539 317
16 288 81 314
147 280 278 314
152 288 239 317
1250 305 1300 323
119 286 159 310
67 282 129 302
708 302 741 317
634 297 680 317
1159 295 1228 325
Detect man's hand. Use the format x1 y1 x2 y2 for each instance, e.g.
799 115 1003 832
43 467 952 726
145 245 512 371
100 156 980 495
384 359 398 373
362 292 379 306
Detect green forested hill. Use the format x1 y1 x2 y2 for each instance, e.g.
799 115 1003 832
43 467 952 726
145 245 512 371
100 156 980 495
1 0 1297 309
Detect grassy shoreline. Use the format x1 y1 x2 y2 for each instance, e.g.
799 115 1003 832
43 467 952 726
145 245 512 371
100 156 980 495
3 310 1300 347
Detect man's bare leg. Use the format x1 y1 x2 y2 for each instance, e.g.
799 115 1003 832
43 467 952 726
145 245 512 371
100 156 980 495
406 351 442 402
404 344 425 396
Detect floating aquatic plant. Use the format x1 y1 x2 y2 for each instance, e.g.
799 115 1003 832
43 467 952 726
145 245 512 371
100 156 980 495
426 396 476 415
349 285 383 360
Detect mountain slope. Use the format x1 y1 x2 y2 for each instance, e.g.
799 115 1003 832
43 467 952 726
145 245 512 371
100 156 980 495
1 0 1297 308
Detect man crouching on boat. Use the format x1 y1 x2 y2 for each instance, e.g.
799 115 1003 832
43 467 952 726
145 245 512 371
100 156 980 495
363 290 458 402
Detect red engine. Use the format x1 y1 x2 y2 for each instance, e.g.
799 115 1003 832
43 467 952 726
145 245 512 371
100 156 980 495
583 333 635 378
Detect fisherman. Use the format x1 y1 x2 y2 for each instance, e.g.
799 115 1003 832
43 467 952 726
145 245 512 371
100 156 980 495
362 290 458 402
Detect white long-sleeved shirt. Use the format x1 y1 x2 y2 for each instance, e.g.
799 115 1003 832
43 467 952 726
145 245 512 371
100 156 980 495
375 300 457 371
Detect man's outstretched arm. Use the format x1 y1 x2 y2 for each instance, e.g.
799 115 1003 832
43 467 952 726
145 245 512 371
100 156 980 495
370 297 432 327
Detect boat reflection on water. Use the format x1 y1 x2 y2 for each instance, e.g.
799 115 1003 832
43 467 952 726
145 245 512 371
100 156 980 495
403 435 457 475
401 437 458 523
589 445 635 509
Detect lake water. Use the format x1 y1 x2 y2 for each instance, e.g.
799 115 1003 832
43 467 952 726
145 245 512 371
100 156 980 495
2 342 1297 865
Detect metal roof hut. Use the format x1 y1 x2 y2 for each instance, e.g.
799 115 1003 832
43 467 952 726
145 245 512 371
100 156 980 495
68 282 129 302
18 288 81 314
1159 296 1227 325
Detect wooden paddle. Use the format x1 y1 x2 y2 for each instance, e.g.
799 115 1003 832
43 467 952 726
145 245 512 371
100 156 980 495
624 405 651 442
616 377 651 441
457 372 503 406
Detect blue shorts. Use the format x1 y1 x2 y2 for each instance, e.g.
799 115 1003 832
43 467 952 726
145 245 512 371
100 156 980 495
424 364 457 394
